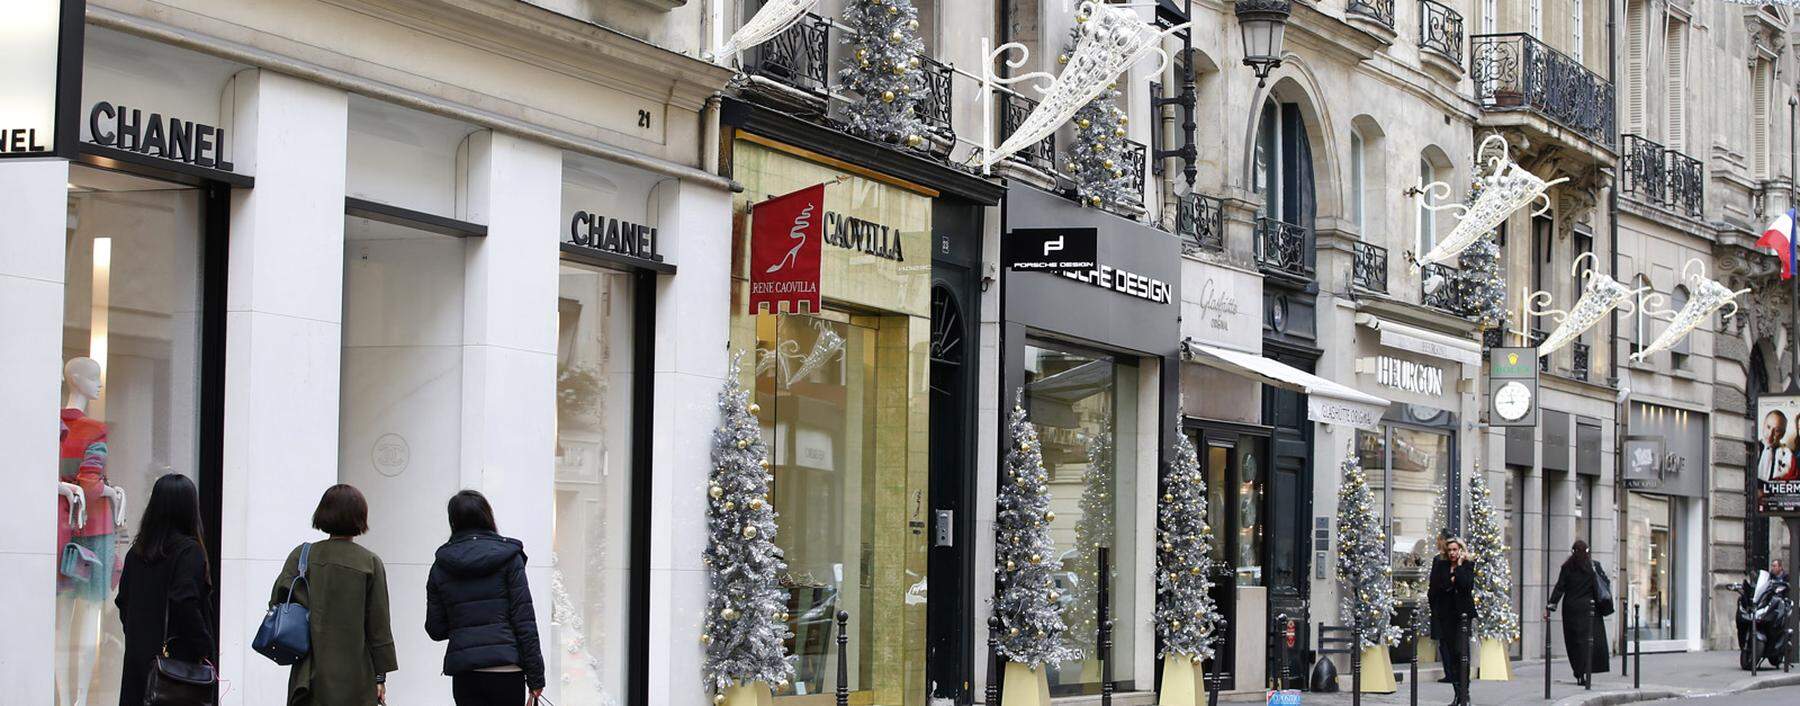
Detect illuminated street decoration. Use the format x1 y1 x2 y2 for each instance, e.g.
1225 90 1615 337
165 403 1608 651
713 0 820 62
1523 253 1649 358
1416 134 1569 266
1630 259 1749 363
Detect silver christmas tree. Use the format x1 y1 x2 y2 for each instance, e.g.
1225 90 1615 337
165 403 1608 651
1454 154 1510 333
993 397 1081 667
839 0 927 148
1059 28 1133 208
702 358 794 695
1337 451 1401 650
1066 425 1114 656
1466 470 1519 643
1155 426 1222 660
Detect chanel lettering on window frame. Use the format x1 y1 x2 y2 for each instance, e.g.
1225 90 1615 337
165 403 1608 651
86 102 234 170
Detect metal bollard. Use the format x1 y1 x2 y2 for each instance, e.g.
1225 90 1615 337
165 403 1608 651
1408 612 1419 706
987 615 1001 705
1543 608 1553 700
1633 605 1641 690
1351 630 1363 706
1206 635 1221 706
1274 613 1289 691
835 611 849 706
1620 595 1628 677
1098 547 1113 706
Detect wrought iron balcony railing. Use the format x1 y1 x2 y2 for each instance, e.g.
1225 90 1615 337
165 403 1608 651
745 12 831 96
1348 0 1396 29
1621 133 1705 217
918 56 955 143
1665 150 1704 218
998 91 1057 173
1420 263 1463 312
1255 217 1312 279
1571 341 1590 381
1530 329 1550 372
1419 0 1464 65
1482 327 1506 350
1471 33 1616 149
1123 140 1148 206
1352 241 1390 294
1177 192 1225 253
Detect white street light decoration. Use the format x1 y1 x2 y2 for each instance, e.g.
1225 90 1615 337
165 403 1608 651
712 0 820 63
1415 134 1569 267
976 2 1187 173
1629 259 1749 363
1520 252 1650 358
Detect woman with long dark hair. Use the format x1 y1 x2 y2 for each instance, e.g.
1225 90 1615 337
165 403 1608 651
1548 539 1612 686
116 473 214 706
425 490 544 705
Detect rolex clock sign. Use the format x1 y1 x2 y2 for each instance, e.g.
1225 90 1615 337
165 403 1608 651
1488 347 1538 427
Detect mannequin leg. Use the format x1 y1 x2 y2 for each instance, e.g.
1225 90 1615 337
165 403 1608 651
54 591 77 706
54 592 103 706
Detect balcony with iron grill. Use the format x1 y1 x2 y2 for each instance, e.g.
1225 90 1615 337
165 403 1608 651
1418 1 1464 80
997 91 1057 176
1621 134 1704 219
1176 192 1225 255
1346 0 1397 40
1351 241 1389 295
743 12 832 104
1255 217 1312 282
1419 263 1469 314
1570 341 1591 382
1471 33 1616 159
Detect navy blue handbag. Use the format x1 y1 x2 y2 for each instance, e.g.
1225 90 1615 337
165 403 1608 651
252 543 311 665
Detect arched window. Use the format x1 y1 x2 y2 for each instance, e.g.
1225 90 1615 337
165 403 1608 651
1417 157 1437 254
1350 130 1366 233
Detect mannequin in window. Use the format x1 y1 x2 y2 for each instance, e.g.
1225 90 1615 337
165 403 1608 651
56 356 126 706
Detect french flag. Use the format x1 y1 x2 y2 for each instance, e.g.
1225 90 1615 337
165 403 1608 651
1758 209 1797 279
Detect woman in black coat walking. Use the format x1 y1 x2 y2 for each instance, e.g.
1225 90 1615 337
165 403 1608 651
426 490 545 705
116 473 214 706
1548 540 1612 686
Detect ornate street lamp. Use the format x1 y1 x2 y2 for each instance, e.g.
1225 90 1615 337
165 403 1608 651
1235 0 1291 86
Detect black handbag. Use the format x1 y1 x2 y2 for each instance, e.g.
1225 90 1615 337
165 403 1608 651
144 580 217 705
1592 561 1616 617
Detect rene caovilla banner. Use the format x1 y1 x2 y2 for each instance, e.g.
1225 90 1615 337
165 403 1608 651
749 183 825 314
1755 394 1800 515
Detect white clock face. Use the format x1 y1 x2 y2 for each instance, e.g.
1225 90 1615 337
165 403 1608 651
1494 381 1532 421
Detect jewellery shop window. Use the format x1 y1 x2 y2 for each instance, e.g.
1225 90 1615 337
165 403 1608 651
58 165 207 705
1023 343 1142 696
1356 418 1453 613
552 263 637 703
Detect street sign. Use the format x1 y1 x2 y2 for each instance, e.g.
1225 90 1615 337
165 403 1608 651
1004 227 1097 273
1487 347 1539 427
1754 394 1800 516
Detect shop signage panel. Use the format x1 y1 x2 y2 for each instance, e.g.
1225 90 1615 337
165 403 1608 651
1622 436 1663 489
1004 227 1096 273
85 101 234 169
748 184 825 314
1627 401 1707 498
1181 259 1260 353
1755 394 1800 515
1 0 81 159
1371 355 1443 397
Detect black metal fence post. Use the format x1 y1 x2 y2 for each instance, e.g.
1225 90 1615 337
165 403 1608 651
1274 613 1289 691
1098 547 1113 706
835 611 850 706
1351 630 1363 706
987 615 1002 704
1620 595 1628 677
1206 635 1221 706
1408 612 1419 706
1543 608 1553 700
1633 605 1641 690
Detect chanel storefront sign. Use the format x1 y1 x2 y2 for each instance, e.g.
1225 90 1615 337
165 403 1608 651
87 101 234 170
569 210 660 263
1 0 80 159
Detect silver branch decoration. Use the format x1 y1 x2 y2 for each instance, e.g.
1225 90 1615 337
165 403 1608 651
1629 259 1749 363
976 2 1186 172
712 0 821 63
1416 135 1569 267
1520 252 1650 358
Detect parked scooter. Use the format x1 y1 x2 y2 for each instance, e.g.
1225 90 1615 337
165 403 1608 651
1734 570 1793 670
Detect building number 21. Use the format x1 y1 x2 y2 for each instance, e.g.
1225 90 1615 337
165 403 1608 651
637 109 652 129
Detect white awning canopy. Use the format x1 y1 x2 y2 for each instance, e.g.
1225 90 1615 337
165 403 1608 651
1182 340 1390 431
1355 313 1483 367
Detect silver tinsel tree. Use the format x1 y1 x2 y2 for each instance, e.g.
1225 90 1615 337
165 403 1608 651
1155 426 1222 660
1454 153 1510 333
702 359 794 695
1337 451 1401 650
1466 470 1519 643
839 0 927 148
1059 26 1133 208
994 397 1081 667
1067 425 1114 656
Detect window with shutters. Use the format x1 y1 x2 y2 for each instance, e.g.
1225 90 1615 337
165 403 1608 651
1754 59 1771 179
1482 0 1496 34
1417 157 1436 254
1665 19 1685 152
1351 130 1365 233
1530 0 1542 37
1625 0 1646 135
1572 0 1584 62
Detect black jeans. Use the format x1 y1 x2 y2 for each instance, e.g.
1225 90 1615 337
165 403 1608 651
452 671 527 706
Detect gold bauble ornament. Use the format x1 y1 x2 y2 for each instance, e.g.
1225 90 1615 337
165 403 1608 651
742 525 758 539
888 5 898 15
861 59 871 68
855 47 868 60
736 438 749 449
1089 195 1102 206
881 90 897 103
1163 542 1174 552
759 458 771 470
1075 13 1088 23
748 402 761 414
724 501 735 511
1078 118 1091 129
1030 553 1042 563
1163 493 1175 503
721 607 738 620
1103 159 1116 170
1044 511 1056 522
1006 560 1017 571
709 485 724 499
749 497 764 509
891 64 906 75
1114 127 1126 138
1112 169 1125 178
1120 116 1129 125
909 57 920 68
714 694 726 704
1172 619 1182 629
1049 591 1060 601
906 134 923 147
1189 566 1203 575
908 19 919 29
889 30 903 42
701 633 713 644
1010 627 1021 636
1064 162 1077 173
1058 54 1069 65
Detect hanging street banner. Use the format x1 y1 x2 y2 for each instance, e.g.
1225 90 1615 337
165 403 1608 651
0 0 83 159
1755 394 1800 516
748 183 825 314
1004 227 1097 273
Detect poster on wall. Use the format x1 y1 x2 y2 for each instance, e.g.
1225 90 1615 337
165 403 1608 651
748 183 825 314
1754 395 1800 515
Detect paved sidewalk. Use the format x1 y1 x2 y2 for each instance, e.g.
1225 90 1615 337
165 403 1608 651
1247 651 1800 706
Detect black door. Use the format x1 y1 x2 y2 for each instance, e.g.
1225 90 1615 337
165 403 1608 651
928 197 982 703
1262 352 1315 685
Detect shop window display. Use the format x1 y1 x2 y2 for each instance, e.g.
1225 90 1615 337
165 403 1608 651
1627 492 1677 639
552 265 636 705
57 165 205 705
1023 344 1140 696
1357 422 1451 659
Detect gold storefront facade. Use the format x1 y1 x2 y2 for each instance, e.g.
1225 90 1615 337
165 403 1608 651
730 137 931 705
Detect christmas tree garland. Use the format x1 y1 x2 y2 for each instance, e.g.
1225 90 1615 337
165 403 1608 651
993 398 1081 668
840 0 927 148
1155 424 1223 660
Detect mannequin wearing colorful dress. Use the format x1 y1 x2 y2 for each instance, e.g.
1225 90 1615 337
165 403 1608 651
55 357 126 706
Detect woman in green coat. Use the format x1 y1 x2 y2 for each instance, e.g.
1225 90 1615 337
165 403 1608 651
270 484 399 705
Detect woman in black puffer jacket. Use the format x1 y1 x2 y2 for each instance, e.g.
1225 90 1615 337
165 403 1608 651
426 490 545 705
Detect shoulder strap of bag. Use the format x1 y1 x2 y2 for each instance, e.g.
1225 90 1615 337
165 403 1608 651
282 542 312 604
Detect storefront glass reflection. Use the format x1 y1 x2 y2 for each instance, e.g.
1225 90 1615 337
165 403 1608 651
1627 492 1677 639
1024 344 1140 695
57 165 205 705
1357 419 1452 660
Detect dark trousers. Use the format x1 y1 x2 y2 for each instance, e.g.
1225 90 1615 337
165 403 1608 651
1440 625 1470 704
452 671 527 706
